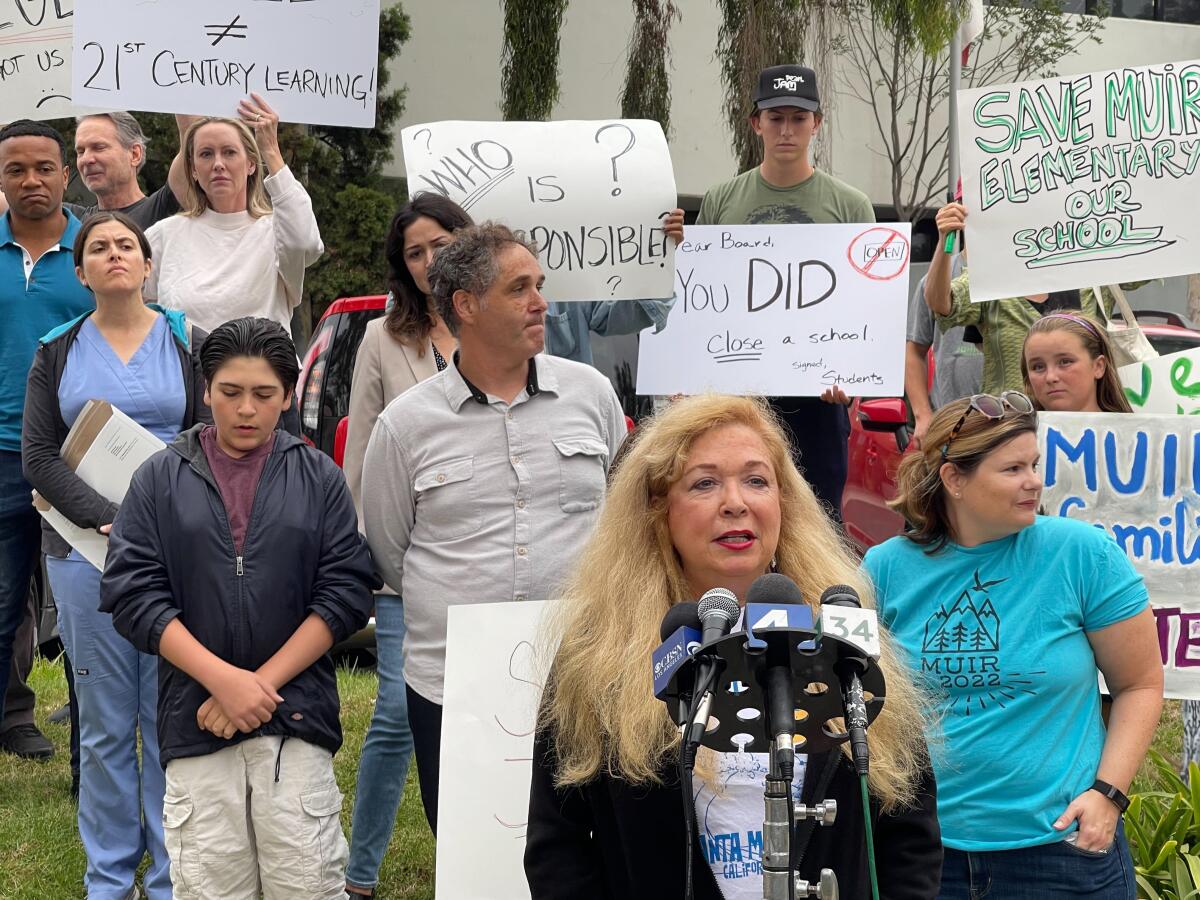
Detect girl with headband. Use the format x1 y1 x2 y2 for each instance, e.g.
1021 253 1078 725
1020 313 1132 414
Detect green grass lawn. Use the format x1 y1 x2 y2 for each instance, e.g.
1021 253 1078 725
0 658 1187 899
0 657 435 900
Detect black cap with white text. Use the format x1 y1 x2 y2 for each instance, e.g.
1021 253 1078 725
753 65 820 112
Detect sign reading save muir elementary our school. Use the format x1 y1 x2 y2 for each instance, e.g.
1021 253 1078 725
636 223 909 397
958 59 1200 302
72 0 381 127
1039 412 1200 699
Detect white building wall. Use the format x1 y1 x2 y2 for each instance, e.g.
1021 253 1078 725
384 2 1200 211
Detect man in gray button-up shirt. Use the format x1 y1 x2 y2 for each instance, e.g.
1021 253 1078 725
360 222 626 832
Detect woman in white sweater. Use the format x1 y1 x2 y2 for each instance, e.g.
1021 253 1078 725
145 94 323 333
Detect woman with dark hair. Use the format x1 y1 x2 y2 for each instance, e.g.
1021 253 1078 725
22 211 210 900
343 193 467 517
863 394 1161 898
1021 313 1133 414
342 193 465 897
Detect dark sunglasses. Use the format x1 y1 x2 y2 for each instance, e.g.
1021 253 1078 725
940 391 1034 462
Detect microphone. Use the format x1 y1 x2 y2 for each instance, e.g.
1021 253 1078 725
653 602 702 726
660 601 700 642
820 584 872 776
746 573 805 780
683 589 740 754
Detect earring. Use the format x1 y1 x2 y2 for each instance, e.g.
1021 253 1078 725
954 492 962 499
769 556 778 572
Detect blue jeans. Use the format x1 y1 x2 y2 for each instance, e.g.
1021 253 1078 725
48 552 170 900
940 826 1135 899
346 594 416 890
0 450 40 726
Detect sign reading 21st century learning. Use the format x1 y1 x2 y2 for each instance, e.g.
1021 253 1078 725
958 59 1200 302
401 120 678 304
636 223 910 397
1039 412 1200 698
71 0 381 128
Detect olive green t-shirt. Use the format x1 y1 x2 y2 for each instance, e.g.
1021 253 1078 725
939 274 1115 394
696 167 875 226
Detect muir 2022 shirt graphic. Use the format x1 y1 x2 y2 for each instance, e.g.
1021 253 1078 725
919 569 1044 714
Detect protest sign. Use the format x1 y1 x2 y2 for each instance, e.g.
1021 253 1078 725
1039 411 1200 698
401 119 677 303
1120 347 1200 415
958 59 1200 302
71 0 380 128
635 224 910 397
437 601 552 900
0 0 77 121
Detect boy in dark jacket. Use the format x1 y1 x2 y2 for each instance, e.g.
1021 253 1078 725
101 317 378 900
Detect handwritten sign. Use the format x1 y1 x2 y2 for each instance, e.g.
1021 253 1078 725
958 59 1200 302
71 0 381 128
0 0 76 121
437 601 552 900
1040 412 1200 698
635 224 910 396
401 119 677 303
1121 347 1200 415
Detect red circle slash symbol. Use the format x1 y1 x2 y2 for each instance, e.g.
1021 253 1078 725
847 227 910 281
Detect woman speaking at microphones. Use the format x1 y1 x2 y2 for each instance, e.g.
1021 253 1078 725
525 395 941 900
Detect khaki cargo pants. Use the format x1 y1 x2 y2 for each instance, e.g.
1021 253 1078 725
163 736 349 899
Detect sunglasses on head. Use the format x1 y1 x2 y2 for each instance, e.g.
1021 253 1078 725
940 391 1034 462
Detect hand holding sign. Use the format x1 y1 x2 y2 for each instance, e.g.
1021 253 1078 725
237 93 283 172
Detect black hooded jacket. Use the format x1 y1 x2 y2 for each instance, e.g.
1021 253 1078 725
99 423 379 765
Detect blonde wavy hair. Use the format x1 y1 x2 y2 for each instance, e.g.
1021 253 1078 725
181 117 271 219
539 394 930 812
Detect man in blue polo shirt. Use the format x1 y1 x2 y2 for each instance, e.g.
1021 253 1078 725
0 121 95 757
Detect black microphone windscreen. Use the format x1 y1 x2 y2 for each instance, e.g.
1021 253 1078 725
746 572 803 606
659 601 701 641
820 584 862 608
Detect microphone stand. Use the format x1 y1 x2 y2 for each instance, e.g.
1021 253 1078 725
761 741 840 900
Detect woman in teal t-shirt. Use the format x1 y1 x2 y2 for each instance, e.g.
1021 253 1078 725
863 393 1161 898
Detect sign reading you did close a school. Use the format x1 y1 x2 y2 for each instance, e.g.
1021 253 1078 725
636 223 910 397
72 0 381 128
958 59 1200 302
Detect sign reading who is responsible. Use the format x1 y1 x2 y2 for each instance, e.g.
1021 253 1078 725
401 119 678 303
636 223 910 397
958 59 1200 302
72 0 381 128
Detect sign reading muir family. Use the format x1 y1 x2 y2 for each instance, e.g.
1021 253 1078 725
636 223 910 397
958 59 1200 302
71 0 381 127
401 119 678 303
0 0 76 121
1039 412 1200 698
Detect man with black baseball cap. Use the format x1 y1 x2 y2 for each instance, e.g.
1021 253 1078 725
697 64 876 522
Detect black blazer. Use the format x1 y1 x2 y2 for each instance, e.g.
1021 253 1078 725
525 726 942 900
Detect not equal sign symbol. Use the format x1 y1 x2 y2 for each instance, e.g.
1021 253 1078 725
206 15 249 46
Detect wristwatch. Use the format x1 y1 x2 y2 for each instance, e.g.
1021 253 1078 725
1090 779 1130 814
